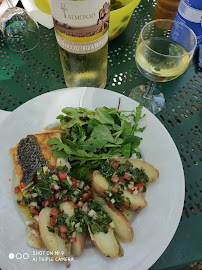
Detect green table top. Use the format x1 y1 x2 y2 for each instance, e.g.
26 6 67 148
0 0 201 269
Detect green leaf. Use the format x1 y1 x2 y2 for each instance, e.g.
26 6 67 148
132 104 145 132
62 118 86 129
48 138 74 155
52 150 68 158
94 107 115 125
91 125 114 143
87 118 102 134
77 138 107 152
121 143 131 158
123 135 142 149
62 107 78 115
121 120 132 137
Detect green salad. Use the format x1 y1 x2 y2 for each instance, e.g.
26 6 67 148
48 105 145 180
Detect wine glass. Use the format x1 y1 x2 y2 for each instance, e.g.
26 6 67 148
129 19 197 114
0 0 39 52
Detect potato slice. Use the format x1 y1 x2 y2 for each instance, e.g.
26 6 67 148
39 207 71 262
88 226 121 258
60 202 86 257
114 158 159 183
92 171 147 211
94 197 134 242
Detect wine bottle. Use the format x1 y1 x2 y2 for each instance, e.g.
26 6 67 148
49 0 110 88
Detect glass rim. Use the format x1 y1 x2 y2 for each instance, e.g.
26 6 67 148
140 19 197 58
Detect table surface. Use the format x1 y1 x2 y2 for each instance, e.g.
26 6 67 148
0 0 201 269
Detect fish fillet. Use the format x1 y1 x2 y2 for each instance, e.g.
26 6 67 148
10 131 61 183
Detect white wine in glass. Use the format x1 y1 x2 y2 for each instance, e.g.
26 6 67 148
130 19 197 114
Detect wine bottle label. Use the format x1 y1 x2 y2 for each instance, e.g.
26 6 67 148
49 0 110 54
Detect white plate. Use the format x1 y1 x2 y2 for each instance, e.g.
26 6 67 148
0 0 19 18
0 87 185 270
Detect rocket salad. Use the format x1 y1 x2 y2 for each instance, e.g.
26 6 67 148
48 105 145 180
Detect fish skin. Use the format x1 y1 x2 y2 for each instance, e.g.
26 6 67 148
17 135 48 183
10 131 61 184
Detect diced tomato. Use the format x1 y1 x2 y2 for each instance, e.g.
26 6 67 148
112 186 118 193
111 174 119 183
123 174 130 180
61 233 68 239
58 172 67 182
50 217 57 226
122 166 127 172
19 200 26 206
71 177 78 188
134 184 143 190
50 197 55 202
59 225 69 233
107 201 114 208
30 206 39 215
111 161 119 169
42 199 51 207
62 190 68 194
50 185 56 190
62 195 68 202
119 176 125 183
117 205 125 212
14 186 21 194
50 208 60 218
71 177 78 183
55 193 60 199
70 237 77 243
20 182 27 189
77 201 84 208
82 193 91 201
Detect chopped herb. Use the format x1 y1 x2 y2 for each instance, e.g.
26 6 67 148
47 226 55 233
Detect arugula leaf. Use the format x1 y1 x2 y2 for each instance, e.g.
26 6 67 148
132 104 145 133
87 118 102 134
121 143 131 158
77 138 107 152
48 138 74 155
121 120 132 137
94 107 115 125
91 125 114 143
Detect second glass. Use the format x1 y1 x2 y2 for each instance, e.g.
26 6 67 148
129 19 197 114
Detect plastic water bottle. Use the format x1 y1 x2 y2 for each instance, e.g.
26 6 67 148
173 0 202 48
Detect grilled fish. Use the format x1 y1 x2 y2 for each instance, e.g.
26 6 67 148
10 131 61 184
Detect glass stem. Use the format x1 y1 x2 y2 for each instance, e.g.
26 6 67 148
6 0 13 8
143 81 156 99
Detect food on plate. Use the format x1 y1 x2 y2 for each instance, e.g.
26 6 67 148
39 207 71 267
11 106 159 267
92 169 147 211
59 202 86 257
89 226 121 258
25 216 44 248
94 197 133 242
114 157 159 183
92 157 159 212
10 132 62 183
